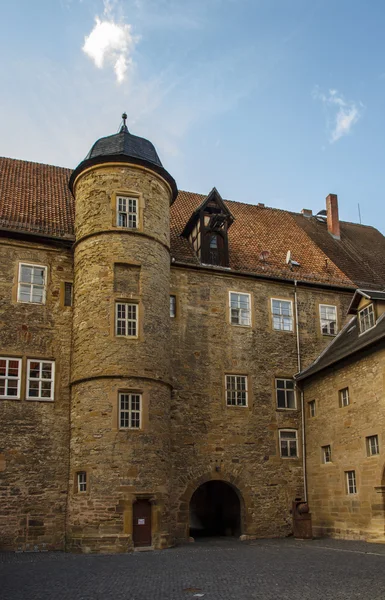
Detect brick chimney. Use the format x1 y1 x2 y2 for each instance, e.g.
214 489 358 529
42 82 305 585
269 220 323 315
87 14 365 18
326 193 340 239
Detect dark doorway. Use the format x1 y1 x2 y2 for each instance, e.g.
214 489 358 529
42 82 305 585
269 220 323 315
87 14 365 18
133 499 152 547
189 481 241 538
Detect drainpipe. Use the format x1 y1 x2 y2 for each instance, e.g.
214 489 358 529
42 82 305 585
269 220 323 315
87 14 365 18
294 280 307 503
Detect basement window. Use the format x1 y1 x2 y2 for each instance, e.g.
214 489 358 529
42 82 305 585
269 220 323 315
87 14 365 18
358 304 375 334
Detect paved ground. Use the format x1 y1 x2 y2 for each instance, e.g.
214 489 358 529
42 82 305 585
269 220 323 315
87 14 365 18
2 537 385 600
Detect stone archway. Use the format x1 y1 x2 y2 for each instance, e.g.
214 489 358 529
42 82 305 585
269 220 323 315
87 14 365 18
189 480 241 538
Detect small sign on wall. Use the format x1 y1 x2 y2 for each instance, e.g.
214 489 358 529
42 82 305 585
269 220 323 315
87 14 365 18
138 518 145 525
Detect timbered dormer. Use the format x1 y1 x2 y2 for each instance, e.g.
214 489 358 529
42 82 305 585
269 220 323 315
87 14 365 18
181 188 234 267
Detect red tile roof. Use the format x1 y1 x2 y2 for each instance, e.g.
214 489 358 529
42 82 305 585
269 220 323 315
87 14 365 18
1 156 384 289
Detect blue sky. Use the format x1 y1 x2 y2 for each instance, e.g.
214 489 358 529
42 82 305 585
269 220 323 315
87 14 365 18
1 0 385 230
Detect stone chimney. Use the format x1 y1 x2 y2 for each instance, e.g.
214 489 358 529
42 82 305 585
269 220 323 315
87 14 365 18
326 193 340 239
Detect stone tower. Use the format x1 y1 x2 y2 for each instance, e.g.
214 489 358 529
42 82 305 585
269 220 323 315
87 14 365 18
67 116 177 553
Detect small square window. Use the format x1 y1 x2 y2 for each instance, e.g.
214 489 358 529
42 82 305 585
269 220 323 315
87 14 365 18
0 357 22 399
271 299 293 331
18 263 47 304
77 472 87 493
339 387 349 407
346 470 357 494
322 445 332 463
366 435 379 457
119 392 142 429
279 430 298 458
308 400 316 417
320 304 337 336
358 304 376 334
229 292 251 326
116 196 138 229
275 378 296 409
26 359 55 401
225 375 248 407
170 295 176 318
116 302 138 337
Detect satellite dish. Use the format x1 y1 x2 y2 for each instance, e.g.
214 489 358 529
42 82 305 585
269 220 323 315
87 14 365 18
286 250 291 264
259 250 270 262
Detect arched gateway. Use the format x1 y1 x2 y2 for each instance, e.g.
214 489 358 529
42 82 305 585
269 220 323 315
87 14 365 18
189 480 242 538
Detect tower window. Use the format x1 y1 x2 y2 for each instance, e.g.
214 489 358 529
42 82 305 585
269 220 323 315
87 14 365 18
116 196 138 229
119 392 142 429
116 303 138 337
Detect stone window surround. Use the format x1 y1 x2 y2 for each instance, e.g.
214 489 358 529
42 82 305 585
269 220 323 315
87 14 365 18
73 469 90 495
271 298 294 332
111 190 143 232
229 291 252 327
319 303 338 336
225 374 249 408
278 429 299 458
26 359 55 402
275 377 296 410
17 262 47 305
0 356 22 399
0 355 57 402
118 391 142 430
77 471 87 493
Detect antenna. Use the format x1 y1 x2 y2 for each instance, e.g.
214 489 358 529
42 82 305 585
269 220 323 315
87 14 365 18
358 203 362 224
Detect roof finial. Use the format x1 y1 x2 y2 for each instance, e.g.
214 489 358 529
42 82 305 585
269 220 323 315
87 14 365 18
120 112 129 133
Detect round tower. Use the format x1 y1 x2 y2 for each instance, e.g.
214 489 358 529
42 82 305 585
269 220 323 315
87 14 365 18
67 115 177 553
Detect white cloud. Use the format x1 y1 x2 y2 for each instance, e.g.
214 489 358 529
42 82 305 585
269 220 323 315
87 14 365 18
82 2 139 84
313 86 363 143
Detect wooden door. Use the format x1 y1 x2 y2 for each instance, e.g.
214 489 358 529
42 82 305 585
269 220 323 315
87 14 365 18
133 499 152 547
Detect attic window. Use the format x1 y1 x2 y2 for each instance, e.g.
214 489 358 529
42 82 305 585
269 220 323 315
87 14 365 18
358 303 375 334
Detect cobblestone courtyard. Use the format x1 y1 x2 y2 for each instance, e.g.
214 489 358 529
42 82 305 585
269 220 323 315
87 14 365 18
2 537 385 600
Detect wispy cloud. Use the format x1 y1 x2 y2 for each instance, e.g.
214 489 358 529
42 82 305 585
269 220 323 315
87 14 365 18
82 0 139 83
313 86 363 143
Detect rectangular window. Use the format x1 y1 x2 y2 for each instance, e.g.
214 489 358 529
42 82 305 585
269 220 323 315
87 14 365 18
119 392 142 429
346 470 357 494
275 378 296 409
225 375 248 407
322 445 332 463
18 263 47 304
279 430 298 458
77 472 87 493
271 299 293 331
308 400 316 417
26 359 55 401
366 435 379 456
358 304 376 333
0 357 21 399
170 295 176 318
116 196 138 229
64 282 73 307
229 292 251 326
320 304 337 336
339 387 349 407
116 302 138 337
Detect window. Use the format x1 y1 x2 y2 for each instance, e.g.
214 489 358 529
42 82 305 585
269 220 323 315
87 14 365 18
116 196 138 229
279 430 298 458
18 263 47 304
170 295 176 318
308 400 316 417
64 282 73 307
320 304 337 336
26 360 55 401
0 357 21 399
225 375 248 406
275 378 296 409
116 302 138 337
77 472 87 493
322 445 332 463
358 304 375 333
271 299 293 331
119 392 141 429
230 292 251 326
339 387 349 407
366 435 379 456
346 470 357 494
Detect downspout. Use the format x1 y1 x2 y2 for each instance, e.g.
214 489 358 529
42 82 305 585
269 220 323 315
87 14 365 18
294 280 307 502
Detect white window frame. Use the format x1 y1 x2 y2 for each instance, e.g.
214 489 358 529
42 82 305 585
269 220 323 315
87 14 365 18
322 445 332 464
77 472 87 493
339 387 349 407
319 304 338 336
17 263 47 304
119 392 142 429
170 295 176 318
115 302 138 337
225 375 248 407
358 304 376 334
366 435 379 457
279 429 298 458
26 359 55 401
275 378 296 410
271 298 293 332
0 357 22 399
308 400 316 418
116 196 138 229
346 470 357 495
229 292 251 326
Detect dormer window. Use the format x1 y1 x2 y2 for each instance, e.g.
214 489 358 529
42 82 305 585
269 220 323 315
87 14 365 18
358 303 375 333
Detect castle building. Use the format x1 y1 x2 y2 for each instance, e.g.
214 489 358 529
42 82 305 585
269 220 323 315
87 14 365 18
1 117 385 552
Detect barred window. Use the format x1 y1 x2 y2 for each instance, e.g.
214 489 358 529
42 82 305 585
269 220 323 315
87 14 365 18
358 304 375 333
275 378 296 409
308 400 316 418
346 470 357 495
77 472 87 493
18 263 47 304
339 387 349 407
320 304 337 336
0 357 21 399
26 359 55 401
366 435 379 457
279 430 298 458
116 303 138 337
116 196 138 229
119 392 141 429
225 375 248 407
322 445 332 463
229 292 251 326
271 299 293 331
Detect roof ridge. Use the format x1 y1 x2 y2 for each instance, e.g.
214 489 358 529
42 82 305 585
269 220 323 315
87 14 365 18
0 156 73 172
